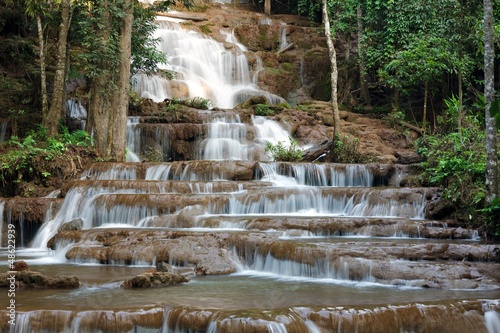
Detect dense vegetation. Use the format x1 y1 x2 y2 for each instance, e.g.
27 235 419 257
0 0 498 236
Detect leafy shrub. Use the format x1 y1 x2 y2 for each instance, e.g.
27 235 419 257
481 198 500 238
418 125 486 217
183 97 213 109
0 126 95 196
255 104 275 116
265 137 303 162
330 134 370 163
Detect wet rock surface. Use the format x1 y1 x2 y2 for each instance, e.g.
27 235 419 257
0 260 80 289
121 271 189 288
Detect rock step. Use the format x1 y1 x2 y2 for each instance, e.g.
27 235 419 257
80 161 394 183
1 299 498 333
49 229 500 289
75 187 433 224
194 215 479 239
61 179 273 197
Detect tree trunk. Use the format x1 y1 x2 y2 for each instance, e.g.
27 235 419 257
423 81 428 134
112 0 133 162
264 0 271 15
483 0 498 203
322 0 341 145
457 71 463 136
357 5 371 106
392 88 399 113
86 0 132 162
45 0 73 137
36 15 49 123
86 1 112 159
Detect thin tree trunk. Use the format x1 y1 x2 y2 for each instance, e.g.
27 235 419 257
112 0 133 162
322 0 341 142
45 0 73 137
483 0 498 203
36 15 49 122
357 5 370 106
457 71 463 136
423 81 428 134
264 0 271 15
392 88 399 113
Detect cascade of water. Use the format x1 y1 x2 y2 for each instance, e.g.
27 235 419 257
221 29 248 52
126 116 142 162
226 189 426 219
66 99 87 130
31 185 149 248
278 23 289 51
256 163 374 187
81 164 137 180
132 18 285 108
197 116 251 160
236 250 374 282
253 116 290 147
485 310 500 333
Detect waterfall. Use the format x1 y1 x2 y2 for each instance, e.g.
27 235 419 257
256 163 374 187
132 18 285 109
197 115 251 160
235 250 375 283
66 99 87 130
278 23 289 51
126 117 142 162
30 185 147 248
253 115 291 147
485 311 500 333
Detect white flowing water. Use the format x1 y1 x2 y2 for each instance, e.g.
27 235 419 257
126 116 142 162
30 185 150 248
132 18 285 108
485 310 500 333
256 162 374 187
66 99 87 130
197 115 251 160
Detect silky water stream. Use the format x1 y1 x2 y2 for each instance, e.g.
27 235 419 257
1 11 500 333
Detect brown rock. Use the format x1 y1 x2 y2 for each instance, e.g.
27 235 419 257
0 271 80 288
12 260 29 271
121 271 189 288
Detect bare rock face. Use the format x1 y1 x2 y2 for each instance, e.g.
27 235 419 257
156 261 175 273
57 218 83 232
62 229 238 275
121 271 189 288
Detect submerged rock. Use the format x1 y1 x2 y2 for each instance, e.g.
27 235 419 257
121 271 189 288
0 270 80 289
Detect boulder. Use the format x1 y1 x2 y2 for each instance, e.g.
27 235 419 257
121 271 189 288
57 218 83 232
0 270 80 289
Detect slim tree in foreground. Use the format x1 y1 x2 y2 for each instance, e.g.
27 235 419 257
483 0 498 203
322 0 341 139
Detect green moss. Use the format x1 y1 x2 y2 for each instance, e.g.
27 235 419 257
199 24 214 34
280 62 294 72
